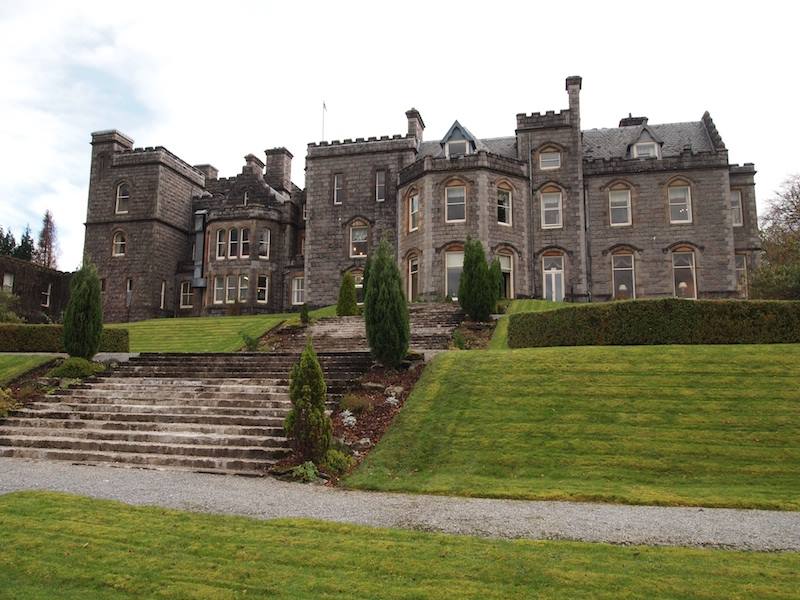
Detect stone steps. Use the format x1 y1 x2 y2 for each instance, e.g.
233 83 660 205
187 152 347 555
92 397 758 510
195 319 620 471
0 417 284 437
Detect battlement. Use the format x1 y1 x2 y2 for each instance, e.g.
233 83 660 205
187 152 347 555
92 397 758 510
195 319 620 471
729 162 756 174
399 149 527 185
114 145 205 186
307 134 417 158
515 109 572 131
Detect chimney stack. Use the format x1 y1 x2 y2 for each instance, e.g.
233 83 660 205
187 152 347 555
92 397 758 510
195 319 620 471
264 147 293 191
242 154 264 176
618 114 648 127
565 76 582 129
193 164 218 181
406 108 425 141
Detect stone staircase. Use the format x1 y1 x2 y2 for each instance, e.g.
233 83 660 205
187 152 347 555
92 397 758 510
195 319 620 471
0 352 372 476
271 302 464 353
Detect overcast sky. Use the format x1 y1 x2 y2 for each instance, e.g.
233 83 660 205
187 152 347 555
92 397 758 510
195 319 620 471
1 0 797 270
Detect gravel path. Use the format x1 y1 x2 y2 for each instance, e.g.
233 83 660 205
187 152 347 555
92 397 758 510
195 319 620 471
1 457 797 551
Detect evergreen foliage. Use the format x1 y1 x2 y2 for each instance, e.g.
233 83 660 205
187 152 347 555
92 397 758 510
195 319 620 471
489 258 503 312
0 291 23 323
363 239 409 367
362 254 373 308
12 226 34 261
284 339 332 463
336 272 358 316
62 259 103 359
0 228 16 256
299 303 310 325
34 210 58 269
458 238 494 321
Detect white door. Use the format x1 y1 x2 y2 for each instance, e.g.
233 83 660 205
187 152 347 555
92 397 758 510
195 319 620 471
543 255 565 302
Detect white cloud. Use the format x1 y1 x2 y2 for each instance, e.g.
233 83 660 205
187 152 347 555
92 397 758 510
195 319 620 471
1 0 798 270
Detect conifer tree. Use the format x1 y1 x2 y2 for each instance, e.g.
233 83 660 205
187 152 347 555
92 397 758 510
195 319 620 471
336 272 358 316
62 259 103 359
13 226 34 261
35 210 58 269
0 227 15 256
284 339 332 463
489 258 503 311
364 239 409 367
458 238 493 322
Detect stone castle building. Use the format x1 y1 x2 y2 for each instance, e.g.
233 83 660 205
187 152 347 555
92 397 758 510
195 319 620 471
84 76 759 322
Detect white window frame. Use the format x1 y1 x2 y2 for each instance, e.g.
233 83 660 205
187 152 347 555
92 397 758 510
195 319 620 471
375 169 386 202
735 254 748 298
112 232 126 256
446 140 469 157
41 283 51 307
240 228 250 258
228 228 239 257
445 186 466 223
609 189 632 226
243 191 249 206
498 253 513 298
213 276 224 304
238 274 249 303
299 233 305 256
633 142 658 158
408 256 419 301
216 230 226 260
731 190 743 227
353 272 364 305
115 183 130 214
540 192 563 229
672 251 697 299
445 250 464 299
256 274 269 304
668 185 693 224
542 254 565 302
497 188 512 226
350 224 368 258
333 173 344 205
225 275 237 304
611 254 636 299
159 280 166 310
539 151 561 170
180 281 193 308
292 277 305 305
409 194 419 232
258 229 270 259
2 273 13 293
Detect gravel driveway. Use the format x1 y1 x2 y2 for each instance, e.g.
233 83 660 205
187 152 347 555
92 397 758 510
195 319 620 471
1 457 797 551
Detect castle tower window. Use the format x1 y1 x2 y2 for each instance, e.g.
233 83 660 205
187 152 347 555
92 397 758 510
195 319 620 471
539 151 561 170
257 275 269 303
112 232 127 256
180 281 193 308
240 228 250 258
445 186 466 223
612 254 635 300
408 256 419 301
160 280 166 310
125 279 133 308
243 191 249 206
41 283 51 308
258 229 270 259
497 187 512 225
238 274 249 302
540 191 563 229
542 254 565 302
375 170 386 202
213 276 224 304
292 277 305 305
446 140 468 157
633 142 658 158
445 250 464 300
668 184 692 224
498 253 513 299
333 173 344 205
609 188 632 226
735 254 748 298
228 228 239 257
672 250 697 299
409 194 420 232
115 183 130 214
350 223 368 258
225 275 237 303
731 190 743 227
216 230 226 260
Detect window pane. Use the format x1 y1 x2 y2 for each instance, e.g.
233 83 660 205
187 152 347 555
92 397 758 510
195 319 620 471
446 251 464 268
257 275 268 302
239 274 249 302
543 255 563 271
214 277 224 303
497 190 510 224
540 152 561 169
216 230 226 259
446 187 466 221
448 141 467 155
731 190 743 226
351 226 368 257
445 251 464 298
612 254 633 269
498 254 512 271
351 226 368 242
240 229 250 256
259 230 270 257
672 252 693 267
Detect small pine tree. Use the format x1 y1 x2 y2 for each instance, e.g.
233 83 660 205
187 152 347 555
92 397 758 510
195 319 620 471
458 238 493 322
63 259 103 359
284 339 332 463
489 258 503 311
13 226 34 261
336 272 358 316
364 239 410 367
300 303 310 325
0 227 15 256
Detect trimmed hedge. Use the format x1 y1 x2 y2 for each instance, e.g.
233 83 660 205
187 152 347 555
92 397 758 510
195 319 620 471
0 325 129 353
507 299 800 347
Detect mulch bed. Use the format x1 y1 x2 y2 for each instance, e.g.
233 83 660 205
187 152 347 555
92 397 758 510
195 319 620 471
453 320 496 349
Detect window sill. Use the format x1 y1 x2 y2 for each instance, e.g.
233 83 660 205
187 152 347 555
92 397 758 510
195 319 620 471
498 222 512 227
445 219 466 224
610 223 632 228
541 225 563 230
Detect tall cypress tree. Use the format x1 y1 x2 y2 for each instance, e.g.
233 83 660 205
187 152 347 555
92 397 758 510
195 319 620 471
489 258 503 311
35 210 58 269
364 239 409 367
459 238 493 322
63 259 103 359
336 272 358 316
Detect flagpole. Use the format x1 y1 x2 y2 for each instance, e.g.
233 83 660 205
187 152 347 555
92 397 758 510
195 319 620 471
322 101 326 141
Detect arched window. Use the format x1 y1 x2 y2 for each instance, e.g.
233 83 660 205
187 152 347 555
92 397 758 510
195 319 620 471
407 255 420 301
216 230 226 259
611 253 635 299
112 231 126 256
668 180 692 224
408 193 420 232
672 248 697 298
497 183 512 226
115 183 130 214
258 229 270 258
445 247 464 299
609 183 632 226
540 185 563 229
349 220 368 258
228 228 239 258
542 251 565 301
240 228 250 258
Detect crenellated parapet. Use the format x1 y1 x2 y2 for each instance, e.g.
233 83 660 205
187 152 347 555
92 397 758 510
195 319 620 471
515 109 572 131
114 146 205 186
399 150 527 185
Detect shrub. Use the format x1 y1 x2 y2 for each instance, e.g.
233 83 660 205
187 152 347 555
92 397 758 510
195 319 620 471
284 339 332 463
322 449 355 476
508 298 800 348
489 258 503 312
0 325 128 352
63 260 103 359
300 303 310 325
0 290 23 323
751 263 800 300
47 357 105 379
240 331 260 352
0 387 16 418
458 238 494 322
452 329 467 349
364 239 410 368
336 272 359 316
339 392 374 414
290 461 319 483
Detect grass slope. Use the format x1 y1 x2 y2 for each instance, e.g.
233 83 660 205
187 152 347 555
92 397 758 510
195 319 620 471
107 314 288 352
489 299 559 349
0 354 56 386
1 492 797 600
347 345 800 510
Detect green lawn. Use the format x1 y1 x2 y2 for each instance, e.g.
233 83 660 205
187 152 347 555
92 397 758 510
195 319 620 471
346 345 800 510
284 304 337 325
1 492 797 599
489 299 560 349
107 314 289 352
0 354 57 386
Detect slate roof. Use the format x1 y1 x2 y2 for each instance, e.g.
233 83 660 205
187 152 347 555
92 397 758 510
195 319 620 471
582 121 714 160
417 136 518 160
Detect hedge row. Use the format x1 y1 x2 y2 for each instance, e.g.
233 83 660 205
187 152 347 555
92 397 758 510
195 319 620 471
0 324 129 353
507 298 800 347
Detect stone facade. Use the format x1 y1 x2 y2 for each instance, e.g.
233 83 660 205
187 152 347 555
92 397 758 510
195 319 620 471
84 76 758 321
0 256 71 322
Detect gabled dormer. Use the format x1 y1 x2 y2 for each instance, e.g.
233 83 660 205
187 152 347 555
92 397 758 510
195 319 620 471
441 121 479 158
623 118 663 159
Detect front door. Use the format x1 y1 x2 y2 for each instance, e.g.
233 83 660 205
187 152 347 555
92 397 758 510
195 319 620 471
543 255 565 302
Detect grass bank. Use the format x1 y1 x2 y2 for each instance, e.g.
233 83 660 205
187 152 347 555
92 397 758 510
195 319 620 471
0 354 56 386
488 299 559 349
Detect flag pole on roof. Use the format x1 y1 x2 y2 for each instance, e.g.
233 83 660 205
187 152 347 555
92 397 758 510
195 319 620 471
322 100 327 141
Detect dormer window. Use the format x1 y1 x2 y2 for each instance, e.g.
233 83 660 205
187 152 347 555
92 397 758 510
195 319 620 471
446 140 468 157
633 142 658 158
